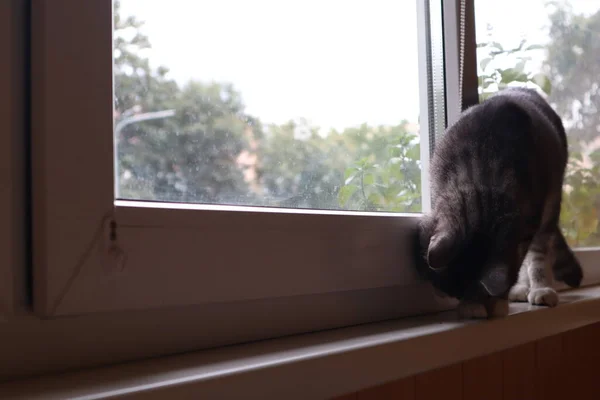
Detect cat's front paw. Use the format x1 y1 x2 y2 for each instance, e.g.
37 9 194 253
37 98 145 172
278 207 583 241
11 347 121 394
508 284 529 302
528 287 559 307
457 301 488 319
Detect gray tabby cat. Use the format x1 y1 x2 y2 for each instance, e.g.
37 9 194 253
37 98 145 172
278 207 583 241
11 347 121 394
416 87 583 319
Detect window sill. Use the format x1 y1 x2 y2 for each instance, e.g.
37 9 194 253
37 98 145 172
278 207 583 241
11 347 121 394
3 286 600 400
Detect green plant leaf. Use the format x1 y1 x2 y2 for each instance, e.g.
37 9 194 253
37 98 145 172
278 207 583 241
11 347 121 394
406 144 420 161
531 73 552 95
344 167 357 180
363 173 375 185
480 57 492 71
338 185 357 206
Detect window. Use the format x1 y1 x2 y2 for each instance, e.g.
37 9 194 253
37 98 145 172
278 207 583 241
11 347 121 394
30 0 457 327
25 0 600 364
475 0 600 284
0 0 27 315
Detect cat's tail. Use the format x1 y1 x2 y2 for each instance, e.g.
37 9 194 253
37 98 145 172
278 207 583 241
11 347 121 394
551 228 583 288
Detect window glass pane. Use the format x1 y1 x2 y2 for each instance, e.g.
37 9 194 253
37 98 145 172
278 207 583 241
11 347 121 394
113 0 423 212
475 0 600 247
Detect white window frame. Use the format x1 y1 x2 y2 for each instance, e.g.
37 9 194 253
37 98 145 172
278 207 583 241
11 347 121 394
17 0 599 381
0 0 28 316
0 0 600 378
31 0 457 322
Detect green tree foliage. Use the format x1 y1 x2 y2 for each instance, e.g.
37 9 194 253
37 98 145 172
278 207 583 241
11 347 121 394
477 38 551 101
546 1 600 144
114 1 253 204
560 151 600 246
546 1 600 246
337 123 421 212
256 120 421 211
255 120 343 209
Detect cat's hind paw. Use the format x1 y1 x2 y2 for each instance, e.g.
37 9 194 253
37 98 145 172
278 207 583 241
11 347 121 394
528 287 559 307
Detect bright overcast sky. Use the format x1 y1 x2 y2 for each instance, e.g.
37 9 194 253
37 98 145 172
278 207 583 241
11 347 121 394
118 0 599 131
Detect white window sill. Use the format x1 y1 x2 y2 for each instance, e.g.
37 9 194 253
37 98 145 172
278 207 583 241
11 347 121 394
2 286 600 400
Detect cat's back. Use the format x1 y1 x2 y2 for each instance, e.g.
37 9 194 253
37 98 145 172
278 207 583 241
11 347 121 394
440 88 562 153
491 87 566 147
431 87 566 190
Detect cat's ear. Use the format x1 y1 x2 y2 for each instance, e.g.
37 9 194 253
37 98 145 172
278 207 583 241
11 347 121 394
427 231 458 271
480 263 510 297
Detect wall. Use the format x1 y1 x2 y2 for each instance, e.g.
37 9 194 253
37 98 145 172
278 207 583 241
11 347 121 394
333 321 600 399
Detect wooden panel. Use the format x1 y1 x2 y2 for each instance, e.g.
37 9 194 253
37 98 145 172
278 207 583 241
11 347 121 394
535 334 565 400
331 394 357 400
356 377 415 400
0 0 28 316
415 364 462 400
563 322 600 397
502 343 535 400
463 352 503 400
336 324 600 400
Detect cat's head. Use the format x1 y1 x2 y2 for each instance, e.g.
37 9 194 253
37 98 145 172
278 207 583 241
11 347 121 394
416 213 520 303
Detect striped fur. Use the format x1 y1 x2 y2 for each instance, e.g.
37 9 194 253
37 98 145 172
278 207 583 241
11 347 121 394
415 87 583 319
